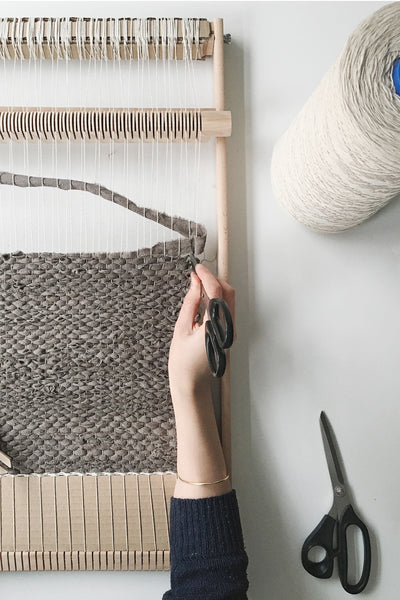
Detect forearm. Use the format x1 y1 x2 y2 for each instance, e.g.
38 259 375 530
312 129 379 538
172 383 232 499
164 266 248 599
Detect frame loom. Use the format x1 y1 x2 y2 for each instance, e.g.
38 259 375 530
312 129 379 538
0 17 231 572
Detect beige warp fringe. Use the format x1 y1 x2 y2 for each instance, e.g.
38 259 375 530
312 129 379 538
0 472 176 571
271 2 400 232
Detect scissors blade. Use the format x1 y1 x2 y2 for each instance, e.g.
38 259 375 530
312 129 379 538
320 411 346 491
188 254 209 300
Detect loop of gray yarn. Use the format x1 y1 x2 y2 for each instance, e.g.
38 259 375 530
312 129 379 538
0 171 207 254
271 2 400 233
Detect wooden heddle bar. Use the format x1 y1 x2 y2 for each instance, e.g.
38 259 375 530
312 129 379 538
0 108 231 143
0 473 176 572
0 17 214 60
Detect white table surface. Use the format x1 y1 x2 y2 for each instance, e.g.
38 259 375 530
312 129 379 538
2 1 398 599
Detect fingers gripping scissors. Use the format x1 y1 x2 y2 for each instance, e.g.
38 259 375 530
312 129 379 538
301 412 371 595
189 255 234 378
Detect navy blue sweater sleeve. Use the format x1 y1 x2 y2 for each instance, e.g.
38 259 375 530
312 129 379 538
163 490 249 599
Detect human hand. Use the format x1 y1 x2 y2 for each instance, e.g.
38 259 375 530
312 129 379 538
168 263 235 400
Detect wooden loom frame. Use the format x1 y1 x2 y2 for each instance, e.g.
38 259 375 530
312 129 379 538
0 17 231 572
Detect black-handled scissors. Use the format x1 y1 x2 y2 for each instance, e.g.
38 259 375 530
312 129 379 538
189 255 234 378
301 412 371 595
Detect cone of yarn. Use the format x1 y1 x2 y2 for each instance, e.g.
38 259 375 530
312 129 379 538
271 2 400 232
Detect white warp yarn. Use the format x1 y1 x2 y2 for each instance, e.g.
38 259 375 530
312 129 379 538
271 2 400 232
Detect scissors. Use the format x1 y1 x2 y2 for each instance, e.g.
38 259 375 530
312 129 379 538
301 412 371 595
188 255 234 378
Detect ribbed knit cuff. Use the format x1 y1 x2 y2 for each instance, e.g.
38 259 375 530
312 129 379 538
169 490 246 560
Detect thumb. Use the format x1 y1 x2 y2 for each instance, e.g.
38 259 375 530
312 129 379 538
175 272 202 333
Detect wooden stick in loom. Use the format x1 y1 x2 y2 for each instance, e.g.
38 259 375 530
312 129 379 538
213 18 232 475
0 18 215 61
0 108 231 143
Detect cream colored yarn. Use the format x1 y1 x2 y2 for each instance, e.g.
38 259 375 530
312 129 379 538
271 2 400 232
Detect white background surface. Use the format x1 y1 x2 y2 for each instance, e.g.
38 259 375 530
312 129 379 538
2 1 398 599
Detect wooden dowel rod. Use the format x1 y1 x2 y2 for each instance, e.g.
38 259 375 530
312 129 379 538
213 18 231 474
213 19 229 280
215 138 229 280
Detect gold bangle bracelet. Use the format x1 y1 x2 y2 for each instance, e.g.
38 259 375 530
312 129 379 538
176 472 231 486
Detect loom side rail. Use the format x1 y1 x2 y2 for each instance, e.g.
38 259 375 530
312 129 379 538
213 18 232 474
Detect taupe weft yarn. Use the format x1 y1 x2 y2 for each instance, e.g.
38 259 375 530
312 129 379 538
0 172 207 474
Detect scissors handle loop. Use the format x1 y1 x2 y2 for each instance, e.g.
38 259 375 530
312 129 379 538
208 298 234 349
301 514 336 579
205 320 226 378
188 255 235 378
205 298 234 378
338 505 371 595
301 505 371 595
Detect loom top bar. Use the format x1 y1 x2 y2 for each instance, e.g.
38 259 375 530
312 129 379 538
0 17 215 60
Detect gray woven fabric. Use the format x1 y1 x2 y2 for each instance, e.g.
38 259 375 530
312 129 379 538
0 174 206 474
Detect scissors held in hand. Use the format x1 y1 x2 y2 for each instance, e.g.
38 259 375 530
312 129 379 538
189 255 234 378
203 294 234 378
301 412 371 595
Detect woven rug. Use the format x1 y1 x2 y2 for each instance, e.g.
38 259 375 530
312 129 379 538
0 173 207 474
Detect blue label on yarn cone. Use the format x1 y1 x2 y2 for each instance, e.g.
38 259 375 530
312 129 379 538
392 59 400 94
